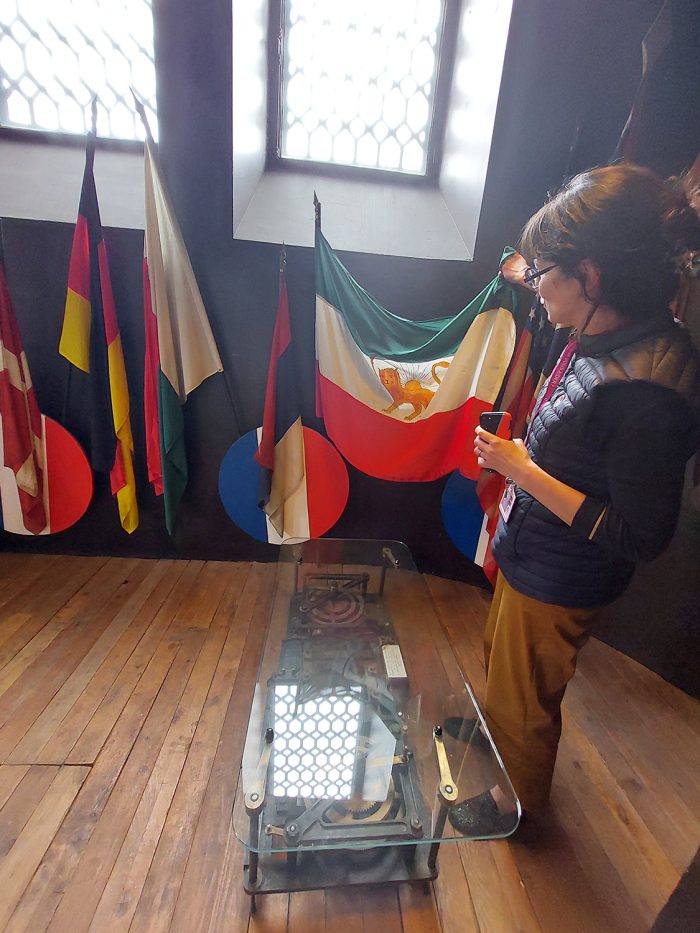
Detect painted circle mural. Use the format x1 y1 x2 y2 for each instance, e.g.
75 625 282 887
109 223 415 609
0 415 93 535
218 427 349 543
441 470 488 564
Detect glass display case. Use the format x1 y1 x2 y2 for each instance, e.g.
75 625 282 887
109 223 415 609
231 540 520 911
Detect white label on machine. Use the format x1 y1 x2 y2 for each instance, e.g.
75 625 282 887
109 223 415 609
382 644 408 680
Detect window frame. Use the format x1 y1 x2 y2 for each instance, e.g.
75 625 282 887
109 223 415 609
0 125 144 154
265 0 461 186
0 0 157 149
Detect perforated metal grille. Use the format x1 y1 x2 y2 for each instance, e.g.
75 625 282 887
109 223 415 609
0 0 157 140
272 684 362 799
280 0 444 174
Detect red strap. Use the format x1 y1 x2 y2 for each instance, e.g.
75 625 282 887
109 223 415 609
532 338 577 421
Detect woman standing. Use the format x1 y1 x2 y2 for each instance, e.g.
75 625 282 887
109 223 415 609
450 163 700 834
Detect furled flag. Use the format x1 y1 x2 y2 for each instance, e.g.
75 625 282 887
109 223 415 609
315 225 518 482
503 298 569 439
612 0 674 163
0 245 46 534
254 255 309 541
471 271 570 581
59 113 138 533
139 119 223 535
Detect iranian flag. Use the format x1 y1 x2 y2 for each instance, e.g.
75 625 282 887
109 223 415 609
142 137 223 534
315 230 518 482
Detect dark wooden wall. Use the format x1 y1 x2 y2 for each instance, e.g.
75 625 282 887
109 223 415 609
2 0 699 691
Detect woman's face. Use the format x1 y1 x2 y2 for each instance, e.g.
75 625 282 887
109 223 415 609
535 264 590 329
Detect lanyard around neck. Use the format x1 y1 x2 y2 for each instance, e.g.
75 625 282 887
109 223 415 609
526 336 577 439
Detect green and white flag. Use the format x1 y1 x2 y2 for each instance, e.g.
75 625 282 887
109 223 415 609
142 138 223 533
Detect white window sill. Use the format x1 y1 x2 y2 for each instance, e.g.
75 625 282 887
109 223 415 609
0 138 145 229
233 170 470 260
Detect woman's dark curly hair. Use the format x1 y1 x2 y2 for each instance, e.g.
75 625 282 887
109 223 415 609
519 163 700 319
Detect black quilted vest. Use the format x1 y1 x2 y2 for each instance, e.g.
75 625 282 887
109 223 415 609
492 314 699 607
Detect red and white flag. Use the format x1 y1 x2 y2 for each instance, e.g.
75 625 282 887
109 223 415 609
0 255 47 534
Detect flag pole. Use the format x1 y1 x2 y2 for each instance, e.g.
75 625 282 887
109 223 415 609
130 88 244 440
130 87 155 144
313 192 321 230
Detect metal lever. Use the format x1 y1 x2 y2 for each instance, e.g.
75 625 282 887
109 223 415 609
380 547 399 594
428 724 459 870
244 727 274 813
433 725 458 803
381 547 399 566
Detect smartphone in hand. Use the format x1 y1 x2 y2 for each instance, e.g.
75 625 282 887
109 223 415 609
478 411 511 473
479 411 512 438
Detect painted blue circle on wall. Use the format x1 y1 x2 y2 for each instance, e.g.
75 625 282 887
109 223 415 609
218 429 269 543
441 470 485 563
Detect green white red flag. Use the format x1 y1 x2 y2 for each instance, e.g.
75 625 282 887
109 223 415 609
315 228 518 482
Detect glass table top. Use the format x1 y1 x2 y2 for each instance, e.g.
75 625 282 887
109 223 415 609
232 540 520 855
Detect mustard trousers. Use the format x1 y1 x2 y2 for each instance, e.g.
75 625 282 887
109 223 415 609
483 573 601 811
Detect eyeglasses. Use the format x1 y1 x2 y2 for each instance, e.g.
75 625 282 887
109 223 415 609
523 263 557 287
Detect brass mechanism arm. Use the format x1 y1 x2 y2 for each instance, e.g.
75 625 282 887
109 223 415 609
244 728 274 814
433 725 458 803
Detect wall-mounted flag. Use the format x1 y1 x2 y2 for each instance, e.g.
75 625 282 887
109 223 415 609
0 249 46 534
254 254 310 541
443 254 568 581
1 238 92 535
500 296 570 440
314 222 518 483
59 102 138 533
612 0 674 163
219 426 348 545
0 414 93 536
136 99 223 535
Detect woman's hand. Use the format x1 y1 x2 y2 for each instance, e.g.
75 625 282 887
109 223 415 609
501 252 535 290
475 426 532 480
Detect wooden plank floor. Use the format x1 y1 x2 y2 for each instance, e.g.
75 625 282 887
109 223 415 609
0 554 696 932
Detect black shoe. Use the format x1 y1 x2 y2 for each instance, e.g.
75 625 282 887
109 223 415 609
448 790 520 837
443 717 490 749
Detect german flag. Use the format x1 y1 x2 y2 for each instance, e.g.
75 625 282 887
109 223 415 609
59 129 138 533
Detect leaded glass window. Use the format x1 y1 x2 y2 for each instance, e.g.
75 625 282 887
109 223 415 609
0 0 157 141
277 0 448 176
